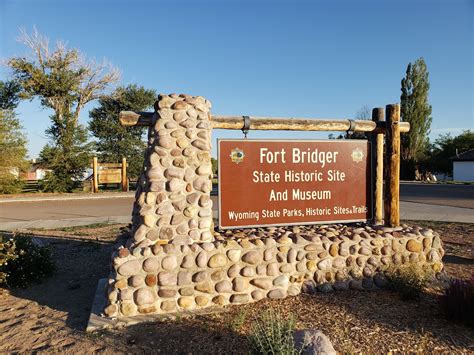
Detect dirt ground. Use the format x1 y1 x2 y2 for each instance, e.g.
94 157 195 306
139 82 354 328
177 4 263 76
0 221 473 354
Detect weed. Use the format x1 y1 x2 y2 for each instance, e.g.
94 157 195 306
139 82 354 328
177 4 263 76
229 309 247 332
385 263 434 300
248 308 300 355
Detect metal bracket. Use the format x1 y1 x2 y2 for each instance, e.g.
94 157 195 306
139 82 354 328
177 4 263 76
346 119 356 137
242 115 251 139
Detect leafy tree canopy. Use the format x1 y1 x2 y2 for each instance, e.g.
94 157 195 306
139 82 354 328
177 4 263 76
427 130 474 175
7 28 119 192
89 84 156 177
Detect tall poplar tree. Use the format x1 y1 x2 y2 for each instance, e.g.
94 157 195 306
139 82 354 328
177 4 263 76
400 58 432 164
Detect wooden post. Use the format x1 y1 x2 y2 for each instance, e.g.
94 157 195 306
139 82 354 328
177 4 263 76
92 157 99 193
372 108 385 225
385 104 401 227
121 157 128 192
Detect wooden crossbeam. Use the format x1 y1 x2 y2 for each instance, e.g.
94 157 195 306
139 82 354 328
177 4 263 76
118 111 410 133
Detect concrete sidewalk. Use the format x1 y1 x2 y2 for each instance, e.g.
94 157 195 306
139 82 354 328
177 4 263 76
0 192 135 204
400 201 473 223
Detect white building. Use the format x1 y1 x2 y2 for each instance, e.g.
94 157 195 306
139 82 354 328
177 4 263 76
451 149 474 182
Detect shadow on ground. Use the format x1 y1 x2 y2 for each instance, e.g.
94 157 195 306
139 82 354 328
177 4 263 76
4 231 126 331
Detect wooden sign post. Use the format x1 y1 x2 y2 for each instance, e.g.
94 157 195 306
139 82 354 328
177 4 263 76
91 158 128 193
119 104 408 227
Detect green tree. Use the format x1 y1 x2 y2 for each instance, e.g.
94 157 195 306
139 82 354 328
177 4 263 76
89 85 156 178
0 80 21 110
0 80 28 193
400 58 432 178
8 29 119 192
427 130 474 175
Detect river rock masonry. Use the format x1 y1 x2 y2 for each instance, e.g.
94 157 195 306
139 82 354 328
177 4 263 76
103 93 444 318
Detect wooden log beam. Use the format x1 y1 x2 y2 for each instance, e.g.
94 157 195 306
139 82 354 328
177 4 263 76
385 104 401 227
119 111 410 133
371 108 385 225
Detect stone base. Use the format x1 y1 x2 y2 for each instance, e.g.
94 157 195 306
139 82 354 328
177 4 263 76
103 223 444 318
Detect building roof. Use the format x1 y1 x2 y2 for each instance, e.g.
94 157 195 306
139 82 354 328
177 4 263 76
450 149 474 162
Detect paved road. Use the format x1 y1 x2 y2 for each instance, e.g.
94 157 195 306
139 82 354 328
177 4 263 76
400 182 474 209
0 183 472 230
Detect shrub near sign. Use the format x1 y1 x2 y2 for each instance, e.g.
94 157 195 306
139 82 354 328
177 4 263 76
218 140 371 228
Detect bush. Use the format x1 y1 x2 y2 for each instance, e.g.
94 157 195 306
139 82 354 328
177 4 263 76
0 237 18 284
440 277 474 327
0 234 55 288
248 309 299 355
0 176 24 194
386 263 434 300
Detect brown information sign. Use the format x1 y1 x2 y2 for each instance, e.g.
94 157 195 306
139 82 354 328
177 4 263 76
218 139 371 229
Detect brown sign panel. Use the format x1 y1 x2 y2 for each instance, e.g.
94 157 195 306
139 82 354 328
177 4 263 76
99 169 122 184
218 139 371 229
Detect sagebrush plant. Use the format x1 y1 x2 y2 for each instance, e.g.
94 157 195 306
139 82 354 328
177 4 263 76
0 234 55 288
440 277 474 327
385 263 434 300
248 308 300 355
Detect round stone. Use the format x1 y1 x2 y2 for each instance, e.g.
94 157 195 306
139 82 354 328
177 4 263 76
241 266 255 277
251 290 265 300
213 295 226 305
242 251 262 265
145 274 157 286
332 257 345 269
317 258 332 270
161 301 176 312
192 271 208 283
268 289 285 299
228 264 240 277
158 289 177 298
196 251 208 267
195 296 209 307
195 281 213 293
329 244 339 257
158 271 177 286
162 256 178 270
130 275 145 287
178 297 193 309
267 262 279 276
264 249 275 262
273 275 289 287
118 260 142 276
406 240 422 252
180 287 194 296
134 288 155 306
192 138 209 151
251 278 272 290
227 249 242 262
118 248 130 258
143 257 159 273
172 101 189 110
215 280 232 293
168 179 185 192
121 302 137 316
181 255 195 268
230 294 249 304
232 277 249 292
307 260 317 271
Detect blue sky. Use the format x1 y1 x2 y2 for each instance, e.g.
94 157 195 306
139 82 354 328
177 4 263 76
1 0 472 158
